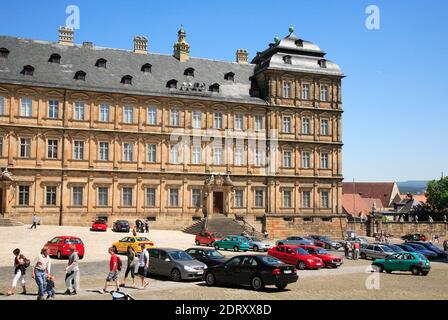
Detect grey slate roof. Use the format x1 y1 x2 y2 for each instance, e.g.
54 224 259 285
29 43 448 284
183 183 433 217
0 36 264 105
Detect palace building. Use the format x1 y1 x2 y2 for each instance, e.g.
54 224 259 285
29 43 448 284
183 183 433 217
0 26 344 236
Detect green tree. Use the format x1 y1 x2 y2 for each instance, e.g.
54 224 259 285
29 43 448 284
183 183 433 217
426 177 448 214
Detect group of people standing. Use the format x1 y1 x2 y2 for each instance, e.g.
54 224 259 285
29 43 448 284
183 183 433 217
7 246 80 300
344 241 361 260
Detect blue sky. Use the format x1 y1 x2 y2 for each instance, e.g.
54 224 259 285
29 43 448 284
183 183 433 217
1 0 447 182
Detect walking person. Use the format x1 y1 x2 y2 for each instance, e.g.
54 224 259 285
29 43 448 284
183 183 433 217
353 241 360 260
31 247 51 300
99 247 121 294
144 219 149 233
137 244 149 289
122 246 137 288
347 242 353 259
344 241 349 258
64 245 80 295
30 213 37 229
45 274 55 299
7 248 29 296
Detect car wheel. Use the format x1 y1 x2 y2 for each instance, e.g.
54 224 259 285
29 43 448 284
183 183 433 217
275 283 287 290
298 261 307 270
214 244 220 250
360 253 367 260
410 266 420 276
205 272 216 286
195 240 201 246
253 245 259 252
386 270 392 274
171 268 182 282
233 246 239 252
79 255 84 260
421 270 429 276
251 276 264 291
113 246 118 254
57 251 62 259
372 264 383 273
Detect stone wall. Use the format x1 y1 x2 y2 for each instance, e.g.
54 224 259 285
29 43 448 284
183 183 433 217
381 222 447 240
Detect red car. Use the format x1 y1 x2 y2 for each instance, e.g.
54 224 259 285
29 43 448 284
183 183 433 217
45 236 85 259
90 219 107 232
267 245 324 270
195 231 222 246
299 245 343 268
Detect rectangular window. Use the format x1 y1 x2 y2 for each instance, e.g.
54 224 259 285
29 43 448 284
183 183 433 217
254 115 263 131
18 186 30 206
234 113 243 130
20 138 31 158
255 149 265 166
98 187 108 206
123 105 133 124
122 187 133 207
283 190 292 208
214 112 223 129
302 152 311 168
171 110 179 126
234 147 243 166
147 106 157 125
321 153 329 169
321 119 329 135
302 83 310 100
147 144 156 163
169 188 179 207
146 188 156 207
234 190 244 208
283 116 291 133
47 139 58 159
48 99 59 119
0 137 3 157
192 111 201 129
283 150 292 168
170 144 179 164
21 98 32 117
99 142 109 161
320 84 329 102
213 147 222 165
99 104 110 122
283 81 291 98
72 187 83 206
73 141 84 160
192 146 201 164
302 118 310 134
302 191 311 208
255 190 264 208
123 143 133 162
0 96 4 115
321 191 330 208
74 101 85 120
192 189 201 208
46 186 57 206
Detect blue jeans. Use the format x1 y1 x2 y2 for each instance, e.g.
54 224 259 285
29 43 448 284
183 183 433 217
35 270 46 298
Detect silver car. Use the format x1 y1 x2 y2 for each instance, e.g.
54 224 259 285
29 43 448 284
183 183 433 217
360 244 395 260
147 248 207 281
244 236 272 252
276 236 314 246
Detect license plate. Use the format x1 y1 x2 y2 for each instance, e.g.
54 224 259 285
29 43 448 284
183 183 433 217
316 263 322 266
283 270 292 274
196 270 204 275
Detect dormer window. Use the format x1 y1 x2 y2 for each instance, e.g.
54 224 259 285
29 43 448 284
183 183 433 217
21 65 35 76
224 72 235 81
95 58 107 68
318 59 327 68
283 55 292 64
0 48 10 58
209 83 220 93
295 39 303 47
141 63 152 73
121 75 133 85
49 53 61 64
74 71 86 81
166 79 178 89
184 68 195 77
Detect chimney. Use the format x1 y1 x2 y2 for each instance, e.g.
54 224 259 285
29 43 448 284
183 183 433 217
236 49 248 64
83 41 93 49
134 36 148 54
58 26 74 46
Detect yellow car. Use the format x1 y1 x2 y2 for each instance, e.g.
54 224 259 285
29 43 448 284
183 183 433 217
112 236 154 254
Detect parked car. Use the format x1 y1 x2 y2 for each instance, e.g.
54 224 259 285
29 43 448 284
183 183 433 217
243 236 272 252
185 248 227 267
299 245 343 268
90 219 107 232
402 233 426 242
112 220 130 233
213 235 250 252
112 236 154 254
45 236 85 259
195 231 222 246
309 235 342 250
203 255 298 291
267 245 324 270
374 243 405 253
408 242 448 259
360 243 395 260
276 236 314 246
396 243 438 260
147 248 207 281
372 252 431 276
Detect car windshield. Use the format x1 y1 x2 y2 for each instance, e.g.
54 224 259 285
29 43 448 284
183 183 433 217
206 250 224 258
381 246 394 253
94 220 105 224
211 233 220 237
387 245 404 252
410 244 427 251
416 253 427 260
315 248 328 254
65 238 82 244
425 243 439 250
261 256 283 265
294 248 310 255
136 237 149 242
400 245 415 252
320 236 331 241
250 237 261 242
169 251 194 261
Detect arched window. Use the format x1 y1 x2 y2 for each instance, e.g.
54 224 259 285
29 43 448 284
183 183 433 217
21 65 35 76
295 39 303 47
74 70 86 81
121 75 133 85
0 48 10 58
224 72 235 81
49 53 61 64
283 55 292 64
184 67 195 77
209 83 220 93
95 58 107 68
318 59 327 68
166 79 178 89
141 63 152 73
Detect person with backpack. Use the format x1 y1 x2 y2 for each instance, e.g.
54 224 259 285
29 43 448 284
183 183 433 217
137 243 149 289
99 247 121 294
7 248 29 296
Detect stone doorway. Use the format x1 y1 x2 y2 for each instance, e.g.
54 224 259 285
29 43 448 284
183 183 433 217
213 192 224 214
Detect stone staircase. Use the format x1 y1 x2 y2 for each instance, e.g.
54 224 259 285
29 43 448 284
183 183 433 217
182 215 266 239
0 218 24 227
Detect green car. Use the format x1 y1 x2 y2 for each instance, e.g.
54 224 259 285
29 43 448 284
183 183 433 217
213 235 250 252
372 252 431 276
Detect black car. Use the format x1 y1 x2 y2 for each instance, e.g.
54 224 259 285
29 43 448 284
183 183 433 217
112 220 130 233
408 242 448 259
185 247 227 267
203 255 298 291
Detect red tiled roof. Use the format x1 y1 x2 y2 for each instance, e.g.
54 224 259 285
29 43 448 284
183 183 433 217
343 182 396 208
399 194 427 204
342 193 372 217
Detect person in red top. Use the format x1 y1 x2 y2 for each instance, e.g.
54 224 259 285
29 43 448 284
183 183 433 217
99 247 120 294
353 241 360 260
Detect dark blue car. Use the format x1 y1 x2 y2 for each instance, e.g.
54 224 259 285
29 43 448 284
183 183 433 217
408 242 448 259
397 243 438 260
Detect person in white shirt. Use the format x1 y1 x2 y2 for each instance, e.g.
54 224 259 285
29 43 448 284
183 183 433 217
137 244 149 289
64 246 80 295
